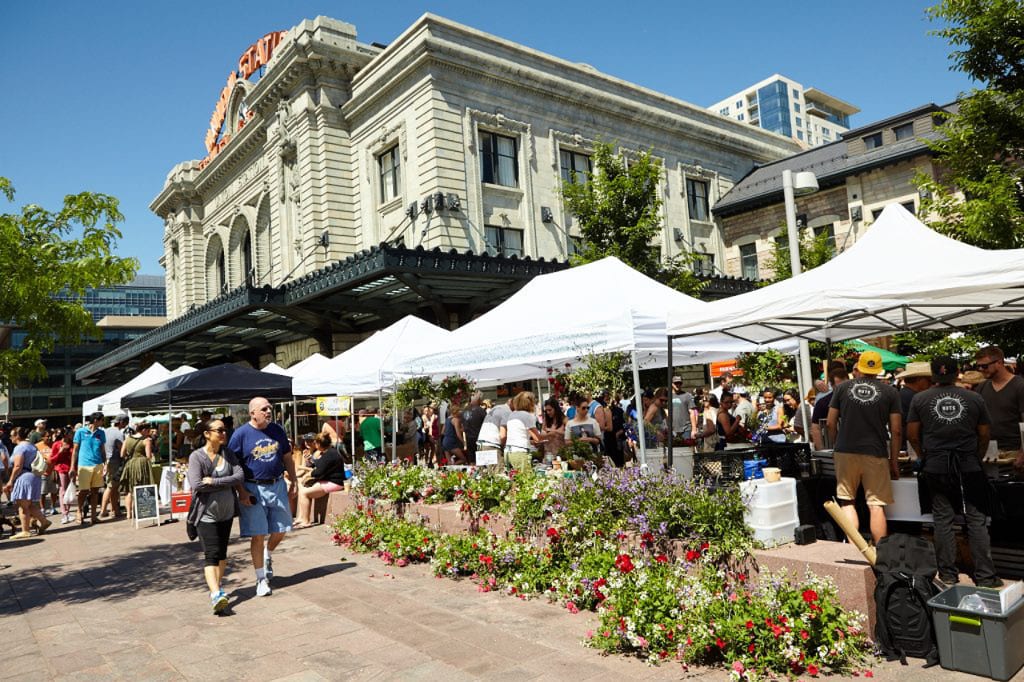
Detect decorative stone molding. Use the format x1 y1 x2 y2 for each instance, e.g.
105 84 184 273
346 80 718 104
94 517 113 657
466 108 534 164
549 129 595 171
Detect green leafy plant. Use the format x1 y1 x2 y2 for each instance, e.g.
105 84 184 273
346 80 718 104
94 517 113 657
391 376 436 409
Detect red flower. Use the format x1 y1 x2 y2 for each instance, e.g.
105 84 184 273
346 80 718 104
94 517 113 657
641 531 655 545
864 671 874 678
594 578 607 589
685 550 700 562
700 541 709 551
614 554 635 573
546 527 560 538
771 625 783 638
808 664 820 676
801 629 809 640
716 637 726 649
802 589 819 603
478 554 494 567
566 601 579 614
745 620 754 630
594 590 606 601
748 643 755 653
737 572 747 582
481 513 490 522
655 554 669 563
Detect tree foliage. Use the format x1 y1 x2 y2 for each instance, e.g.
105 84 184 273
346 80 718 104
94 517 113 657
915 0 1024 351
561 141 703 296
0 178 138 389
570 351 629 398
763 228 836 283
735 350 794 393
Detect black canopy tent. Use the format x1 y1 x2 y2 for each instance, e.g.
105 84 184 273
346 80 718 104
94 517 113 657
120 363 294 410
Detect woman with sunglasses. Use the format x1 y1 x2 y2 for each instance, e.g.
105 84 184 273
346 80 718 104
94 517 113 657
187 419 244 613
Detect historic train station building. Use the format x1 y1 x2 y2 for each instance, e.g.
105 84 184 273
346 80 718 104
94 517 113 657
79 14 793 384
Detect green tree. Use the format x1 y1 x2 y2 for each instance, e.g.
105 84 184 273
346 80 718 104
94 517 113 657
0 178 138 389
763 228 835 283
561 141 703 296
914 0 1024 351
570 351 629 398
735 350 795 393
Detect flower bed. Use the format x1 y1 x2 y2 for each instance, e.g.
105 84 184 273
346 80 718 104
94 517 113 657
333 464 874 679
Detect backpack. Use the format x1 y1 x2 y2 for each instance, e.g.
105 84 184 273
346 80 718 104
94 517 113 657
873 533 940 667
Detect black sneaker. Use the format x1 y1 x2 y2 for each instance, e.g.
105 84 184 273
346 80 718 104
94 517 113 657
976 577 1004 589
938 575 960 589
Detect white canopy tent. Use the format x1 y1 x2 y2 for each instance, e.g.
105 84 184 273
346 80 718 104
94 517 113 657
293 315 451 397
667 204 1024 348
82 363 197 417
261 362 292 376
398 257 795 467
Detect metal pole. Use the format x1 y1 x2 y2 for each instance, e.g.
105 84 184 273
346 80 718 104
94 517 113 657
631 350 647 470
666 336 674 469
378 389 385 463
783 169 814 418
291 398 298 446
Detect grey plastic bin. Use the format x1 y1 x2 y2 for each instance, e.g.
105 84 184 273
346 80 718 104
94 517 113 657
927 585 1024 681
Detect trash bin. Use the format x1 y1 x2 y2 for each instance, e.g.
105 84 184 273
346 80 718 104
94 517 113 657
928 585 1024 680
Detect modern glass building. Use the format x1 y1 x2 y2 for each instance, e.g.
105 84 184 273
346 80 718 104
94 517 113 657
710 74 859 147
2 276 166 424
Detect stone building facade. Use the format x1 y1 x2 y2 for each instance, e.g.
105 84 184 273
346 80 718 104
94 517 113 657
154 14 798 334
712 103 951 279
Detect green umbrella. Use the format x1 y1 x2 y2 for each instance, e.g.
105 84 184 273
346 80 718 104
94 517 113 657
848 339 909 371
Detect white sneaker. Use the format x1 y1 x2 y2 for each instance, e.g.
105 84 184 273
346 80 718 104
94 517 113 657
60 516 70 525
255 578 272 597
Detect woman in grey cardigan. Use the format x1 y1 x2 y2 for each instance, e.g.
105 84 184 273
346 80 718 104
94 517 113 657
186 419 244 614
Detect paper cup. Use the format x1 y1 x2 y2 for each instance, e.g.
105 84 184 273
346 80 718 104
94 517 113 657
762 467 782 482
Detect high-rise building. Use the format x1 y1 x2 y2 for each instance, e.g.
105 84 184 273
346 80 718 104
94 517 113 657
709 74 859 147
1 276 166 424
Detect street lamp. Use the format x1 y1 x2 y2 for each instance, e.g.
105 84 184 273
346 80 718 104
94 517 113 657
782 169 818 431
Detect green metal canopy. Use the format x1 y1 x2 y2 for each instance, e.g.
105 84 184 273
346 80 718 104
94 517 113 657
847 339 909 371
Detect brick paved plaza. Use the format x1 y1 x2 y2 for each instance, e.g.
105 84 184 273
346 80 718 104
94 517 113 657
0 513 1019 681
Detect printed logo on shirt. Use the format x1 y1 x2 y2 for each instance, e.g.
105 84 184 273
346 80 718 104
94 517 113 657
849 381 880 405
248 438 281 461
931 394 967 424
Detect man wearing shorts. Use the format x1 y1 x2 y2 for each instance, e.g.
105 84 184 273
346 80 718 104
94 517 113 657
827 350 901 543
229 396 296 597
71 412 107 525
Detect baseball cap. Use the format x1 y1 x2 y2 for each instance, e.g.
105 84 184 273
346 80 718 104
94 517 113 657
855 350 884 375
671 376 682 383
34 419 47 427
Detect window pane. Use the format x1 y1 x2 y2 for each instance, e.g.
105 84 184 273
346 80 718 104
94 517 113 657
864 132 882 149
479 132 495 184
740 243 759 279
503 228 524 256
496 135 517 187
687 179 709 221
485 226 500 256
894 122 914 141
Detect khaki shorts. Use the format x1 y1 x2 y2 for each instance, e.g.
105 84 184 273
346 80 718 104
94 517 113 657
835 451 893 506
77 464 105 491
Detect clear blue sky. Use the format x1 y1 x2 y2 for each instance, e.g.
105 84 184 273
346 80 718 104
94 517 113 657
1 0 971 274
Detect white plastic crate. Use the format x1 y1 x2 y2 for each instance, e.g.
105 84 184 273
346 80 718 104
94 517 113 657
750 519 798 547
740 477 797 507
745 499 800 527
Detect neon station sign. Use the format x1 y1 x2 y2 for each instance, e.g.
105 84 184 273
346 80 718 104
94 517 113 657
199 30 287 170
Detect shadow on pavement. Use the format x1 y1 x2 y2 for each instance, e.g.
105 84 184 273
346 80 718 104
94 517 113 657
231 561 356 607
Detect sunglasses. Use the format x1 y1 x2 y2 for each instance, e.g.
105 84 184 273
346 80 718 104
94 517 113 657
206 427 227 434
976 361 999 370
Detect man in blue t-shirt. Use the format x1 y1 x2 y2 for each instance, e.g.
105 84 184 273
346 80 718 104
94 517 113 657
71 412 107 525
228 396 296 597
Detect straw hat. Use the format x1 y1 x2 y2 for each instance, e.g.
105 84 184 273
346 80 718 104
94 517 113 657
896 362 932 380
961 370 985 385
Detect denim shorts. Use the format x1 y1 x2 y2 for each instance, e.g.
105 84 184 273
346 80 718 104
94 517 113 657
238 478 292 537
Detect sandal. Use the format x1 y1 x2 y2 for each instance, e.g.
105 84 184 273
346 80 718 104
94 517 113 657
293 522 313 529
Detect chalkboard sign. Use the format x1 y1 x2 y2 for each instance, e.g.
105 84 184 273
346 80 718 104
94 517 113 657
133 484 160 528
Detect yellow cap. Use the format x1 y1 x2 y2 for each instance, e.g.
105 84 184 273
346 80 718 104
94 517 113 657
856 350 884 375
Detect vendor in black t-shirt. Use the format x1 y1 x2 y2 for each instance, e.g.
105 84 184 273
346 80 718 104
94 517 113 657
294 433 347 528
907 356 1001 588
974 345 1024 476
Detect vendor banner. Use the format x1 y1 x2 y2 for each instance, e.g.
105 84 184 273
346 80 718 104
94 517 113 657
710 360 743 379
316 396 352 417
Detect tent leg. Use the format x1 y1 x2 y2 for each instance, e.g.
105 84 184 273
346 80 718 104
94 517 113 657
291 399 298 446
378 390 385 463
666 336 673 469
631 351 647 470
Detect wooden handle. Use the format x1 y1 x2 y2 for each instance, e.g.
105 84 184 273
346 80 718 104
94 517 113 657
823 500 877 565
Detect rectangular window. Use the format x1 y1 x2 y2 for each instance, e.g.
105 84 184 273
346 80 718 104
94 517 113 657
863 132 883 149
737 113 745 121
792 88 800 99
872 207 885 221
686 178 710 221
377 145 401 203
901 200 916 214
822 127 831 138
485 225 524 257
797 130 804 141
479 131 519 187
740 243 759 280
794 102 801 113
735 100 742 109
795 116 802 127
568 235 583 256
719 107 730 116
559 149 592 185
813 224 836 253
894 122 915 141
693 252 715 277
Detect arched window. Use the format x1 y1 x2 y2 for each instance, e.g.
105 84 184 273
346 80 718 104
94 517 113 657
217 251 227 293
206 234 227 301
242 231 253 285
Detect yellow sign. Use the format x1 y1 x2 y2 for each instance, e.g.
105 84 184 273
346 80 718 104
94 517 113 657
316 396 352 417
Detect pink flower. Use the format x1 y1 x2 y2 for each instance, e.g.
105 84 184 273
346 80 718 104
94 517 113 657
566 602 579 614
732 661 745 673
800 629 809 640
396 558 409 567
637 636 649 649
585 630 594 639
864 672 874 678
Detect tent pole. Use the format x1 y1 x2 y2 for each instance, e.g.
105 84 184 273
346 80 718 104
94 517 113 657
666 336 674 469
291 399 298 447
631 351 647 470
378 389 385 463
